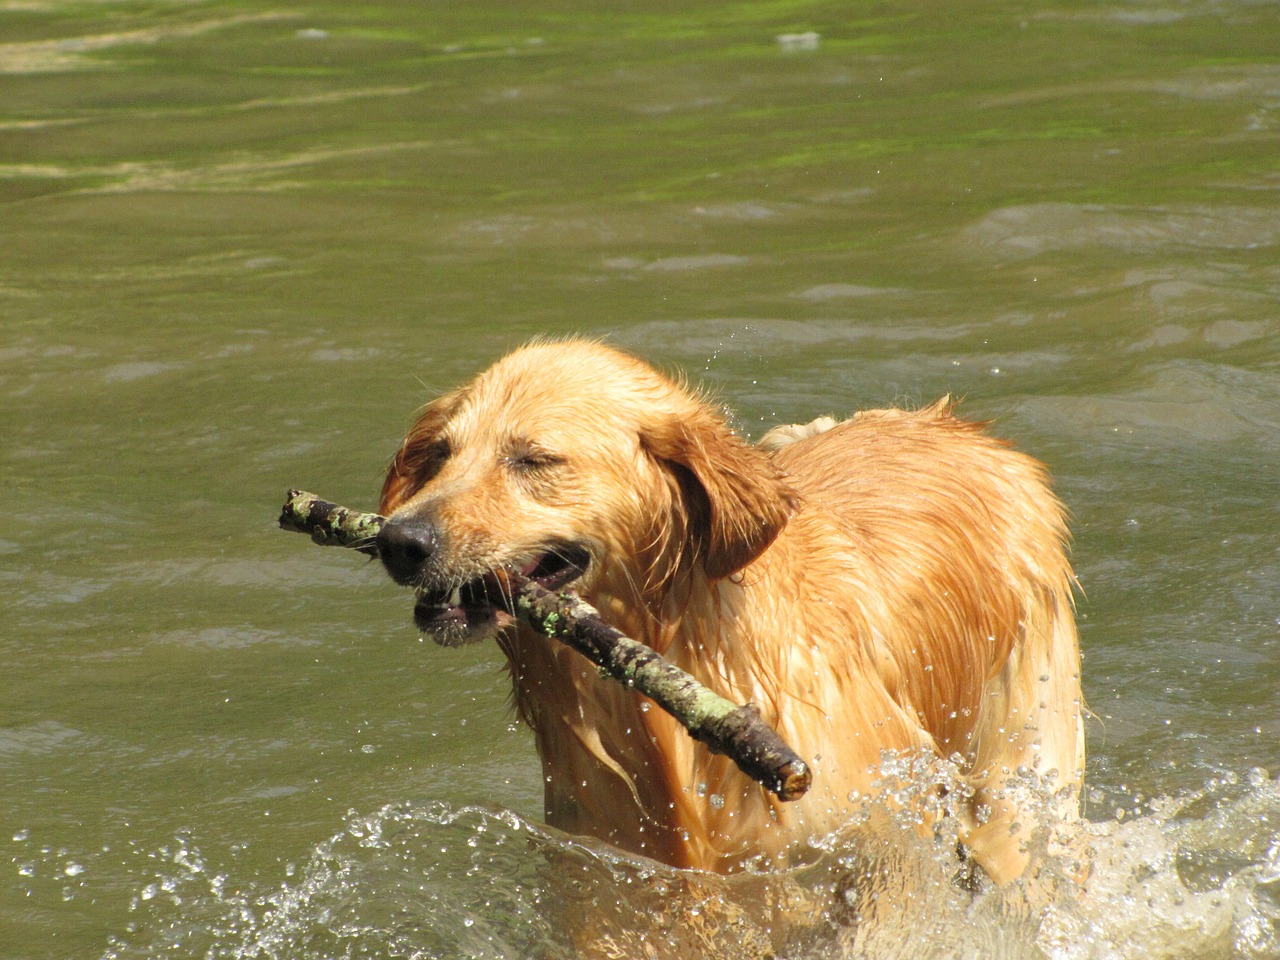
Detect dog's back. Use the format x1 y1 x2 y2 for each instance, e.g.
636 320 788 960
760 404 1084 883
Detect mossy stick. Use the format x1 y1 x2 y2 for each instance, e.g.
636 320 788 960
278 489 812 801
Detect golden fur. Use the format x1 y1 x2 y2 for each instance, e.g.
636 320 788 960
378 340 1084 886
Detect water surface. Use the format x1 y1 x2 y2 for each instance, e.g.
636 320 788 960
2 1 1277 957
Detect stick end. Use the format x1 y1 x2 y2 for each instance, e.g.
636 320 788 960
774 761 812 801
278 489 312 532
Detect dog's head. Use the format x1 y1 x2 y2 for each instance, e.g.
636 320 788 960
376 340 797 645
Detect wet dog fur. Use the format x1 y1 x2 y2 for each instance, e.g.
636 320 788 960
376 340 1084 888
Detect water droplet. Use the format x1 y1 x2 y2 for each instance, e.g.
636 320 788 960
63 862 85 877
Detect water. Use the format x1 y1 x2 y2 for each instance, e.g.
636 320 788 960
64 773 1280 959
2 0 1278 957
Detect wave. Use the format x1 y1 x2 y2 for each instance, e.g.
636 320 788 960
101 767 1280 960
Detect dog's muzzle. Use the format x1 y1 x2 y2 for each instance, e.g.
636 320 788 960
375 517 589 645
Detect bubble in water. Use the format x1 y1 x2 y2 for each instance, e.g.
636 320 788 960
776 31 820 52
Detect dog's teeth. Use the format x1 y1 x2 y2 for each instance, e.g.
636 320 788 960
448 586 463 606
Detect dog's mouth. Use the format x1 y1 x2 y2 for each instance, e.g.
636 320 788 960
412 544 590 645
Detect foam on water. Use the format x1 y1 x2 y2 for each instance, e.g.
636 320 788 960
98 764 1280 960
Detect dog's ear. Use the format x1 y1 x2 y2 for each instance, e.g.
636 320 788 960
380 393 460 515
642 407 798 580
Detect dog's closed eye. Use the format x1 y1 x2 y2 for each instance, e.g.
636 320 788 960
504 443 565 474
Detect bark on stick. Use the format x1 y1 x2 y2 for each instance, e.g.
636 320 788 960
278 489 812 801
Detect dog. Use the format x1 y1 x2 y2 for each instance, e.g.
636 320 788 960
375 340 1084 889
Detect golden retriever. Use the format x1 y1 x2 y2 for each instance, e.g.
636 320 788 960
375 340 1084 889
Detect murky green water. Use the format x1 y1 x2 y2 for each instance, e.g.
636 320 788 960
2 1 1278 957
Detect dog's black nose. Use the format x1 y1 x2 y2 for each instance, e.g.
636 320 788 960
376 518 438 585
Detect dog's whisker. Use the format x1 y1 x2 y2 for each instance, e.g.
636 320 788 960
492 562 517 612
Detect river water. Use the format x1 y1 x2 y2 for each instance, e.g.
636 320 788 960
2 1 1277 957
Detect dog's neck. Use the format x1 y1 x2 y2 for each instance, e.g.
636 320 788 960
496 560 797 871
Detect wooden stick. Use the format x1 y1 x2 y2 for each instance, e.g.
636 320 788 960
278 489 812 801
